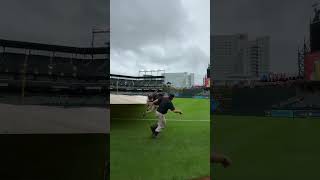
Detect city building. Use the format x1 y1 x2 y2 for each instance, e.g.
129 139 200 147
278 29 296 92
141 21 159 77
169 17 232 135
212 34 270 85
163 72 194 88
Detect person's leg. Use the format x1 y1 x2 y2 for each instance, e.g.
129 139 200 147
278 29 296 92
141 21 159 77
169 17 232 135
153 105 159 112
153 111 165 137
150 112 158 134
147 102 157 112
143 102 153 117
150 111 160 134
147 103 155 113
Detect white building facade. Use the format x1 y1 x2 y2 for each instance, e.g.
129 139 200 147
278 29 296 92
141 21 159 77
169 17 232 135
212 34 270 85
163 72 195 88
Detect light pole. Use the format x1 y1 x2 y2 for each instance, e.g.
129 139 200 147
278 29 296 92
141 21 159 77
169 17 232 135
91 27 110 59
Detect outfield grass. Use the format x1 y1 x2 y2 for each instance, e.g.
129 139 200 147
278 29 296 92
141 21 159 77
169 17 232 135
111 98 210 180
213 115 320 180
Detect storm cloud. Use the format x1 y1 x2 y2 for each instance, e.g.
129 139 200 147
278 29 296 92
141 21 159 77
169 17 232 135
0 0 108 47
111 0 210 85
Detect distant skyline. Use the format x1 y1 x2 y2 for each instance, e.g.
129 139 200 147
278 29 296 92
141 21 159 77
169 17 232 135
212 0 316 75
111 0 210 85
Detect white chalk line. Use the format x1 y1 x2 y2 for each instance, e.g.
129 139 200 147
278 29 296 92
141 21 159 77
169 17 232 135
112 118 210 122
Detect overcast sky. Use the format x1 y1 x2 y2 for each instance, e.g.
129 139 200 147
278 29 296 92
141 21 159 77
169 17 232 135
110 0 210 85
0 0 108 47
212 0 315 75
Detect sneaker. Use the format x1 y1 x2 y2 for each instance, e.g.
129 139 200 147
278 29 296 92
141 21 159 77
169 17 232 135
152 131 159 139
150 126 155 134
150 124 157 134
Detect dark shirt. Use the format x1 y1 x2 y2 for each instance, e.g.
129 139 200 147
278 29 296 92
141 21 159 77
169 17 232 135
147 95 153 102
157 97 175 114
153 93 164 105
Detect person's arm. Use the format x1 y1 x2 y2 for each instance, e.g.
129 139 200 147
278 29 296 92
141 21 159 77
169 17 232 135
211 152 232 168
172 109 182 114
170 103 182 114
169 102 182 114
152 99 159 104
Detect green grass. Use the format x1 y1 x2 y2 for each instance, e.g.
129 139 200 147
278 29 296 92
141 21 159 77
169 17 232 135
111 98 210 180
213 115 320 180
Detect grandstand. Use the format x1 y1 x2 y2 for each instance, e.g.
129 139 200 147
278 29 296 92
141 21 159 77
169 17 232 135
268 81 320 117
0 39 109 180
0 39 108 106
110 74 164 94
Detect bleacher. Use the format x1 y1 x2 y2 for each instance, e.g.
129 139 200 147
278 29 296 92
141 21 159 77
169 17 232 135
0 39 108 95
273 94 320 110
270 81 320 111
110 74 164 92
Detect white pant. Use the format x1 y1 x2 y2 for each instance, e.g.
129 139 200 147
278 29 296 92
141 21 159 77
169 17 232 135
146 101 153 107
146 102 158 113
155 111 166 132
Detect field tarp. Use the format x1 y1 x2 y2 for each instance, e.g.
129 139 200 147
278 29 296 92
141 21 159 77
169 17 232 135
110 94 147 105
0 103 109 134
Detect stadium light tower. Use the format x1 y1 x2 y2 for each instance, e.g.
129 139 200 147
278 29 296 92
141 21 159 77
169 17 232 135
139 69 165 76
92 27 110 48
159 69 165 76
91 27 110 60
21 49 31 104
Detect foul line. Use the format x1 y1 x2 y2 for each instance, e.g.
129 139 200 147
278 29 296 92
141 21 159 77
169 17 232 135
112 118 210 122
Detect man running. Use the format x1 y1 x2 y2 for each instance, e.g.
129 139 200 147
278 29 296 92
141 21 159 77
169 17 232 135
150 94 182 138
143 92 164 117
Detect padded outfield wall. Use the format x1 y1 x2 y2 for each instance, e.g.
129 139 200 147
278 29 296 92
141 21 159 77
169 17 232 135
229 86 296 116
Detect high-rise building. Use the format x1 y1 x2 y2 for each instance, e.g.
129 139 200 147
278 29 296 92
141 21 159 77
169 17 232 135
163 72 194 88
188 73 195 87
212 34 270 84
211 34 247 80
204 64 210 88
207 64 210 78
311 8 320 52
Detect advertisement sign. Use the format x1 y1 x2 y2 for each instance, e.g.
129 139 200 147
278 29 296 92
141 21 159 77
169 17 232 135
271 110 294 117
304 51 320 80
204 77 210 88
315 61 320 80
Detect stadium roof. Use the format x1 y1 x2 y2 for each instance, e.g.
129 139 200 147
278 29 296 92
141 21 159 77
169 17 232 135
0 39 109 54
110 74 164 79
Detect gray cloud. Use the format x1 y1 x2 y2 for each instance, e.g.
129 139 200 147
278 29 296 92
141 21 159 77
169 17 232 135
212 0 314 74
111 0 210 84
0 0 108 47
111 0 189 50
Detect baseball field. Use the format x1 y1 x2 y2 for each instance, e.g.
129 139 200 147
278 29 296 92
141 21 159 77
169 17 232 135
213 115 320 180
110 98 210 180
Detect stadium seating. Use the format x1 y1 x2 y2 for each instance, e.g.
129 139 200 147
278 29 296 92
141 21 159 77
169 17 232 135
0 53 107 79
0 39 108 96
27 55 51 75
110 74 164 92
272 93 320 110
0 53 25 73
